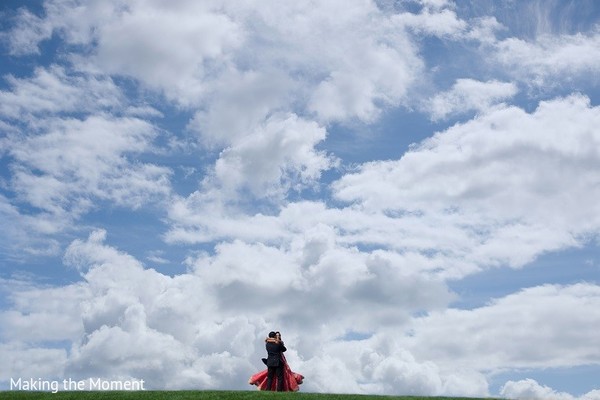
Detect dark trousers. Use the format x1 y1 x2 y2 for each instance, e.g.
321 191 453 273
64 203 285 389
266 365 284 391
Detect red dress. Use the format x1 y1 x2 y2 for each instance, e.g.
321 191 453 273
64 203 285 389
248 353 304 391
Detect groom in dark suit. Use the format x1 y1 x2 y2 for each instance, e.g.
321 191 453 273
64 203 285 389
265 331 286 391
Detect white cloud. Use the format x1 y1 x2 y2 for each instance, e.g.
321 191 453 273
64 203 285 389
159 93 600 395
146 251 169 265
494 31 600 87
0 65 124 120
2 1 600 397
1 229 460 394
4 0 241 105
89 2 242 105
428 79 518 120
419 0 453 11
1 0 433 208
5 0 426 122
166 196 474 276
1 7 53 56
401 284 600 371
299 335 489 396
8 115 171 219
188 69 294 147
0 193 61 258
0 63 171 256
464 16 505 44
501 378 600 400
307 36 420 123
225 0 424 123
213 114 336 198
61 230 259 389
182 225 454 336
501 379 575 400
0 282 87 342
165 190 286 245
392 5 467 38
63 229 139 272
333 94 600 271
0 343 67 383
3 218 600 396
585 391 600 400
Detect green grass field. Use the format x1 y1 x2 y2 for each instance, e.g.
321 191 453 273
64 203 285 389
0 390 504 400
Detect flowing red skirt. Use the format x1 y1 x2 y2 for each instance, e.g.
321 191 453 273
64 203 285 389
248 354 304 391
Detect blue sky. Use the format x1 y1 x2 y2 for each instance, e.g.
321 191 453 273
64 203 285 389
1 1 600 398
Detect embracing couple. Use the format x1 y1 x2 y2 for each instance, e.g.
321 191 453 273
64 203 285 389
248 331 304 391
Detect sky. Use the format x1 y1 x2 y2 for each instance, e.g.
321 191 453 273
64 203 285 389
1 0 600 399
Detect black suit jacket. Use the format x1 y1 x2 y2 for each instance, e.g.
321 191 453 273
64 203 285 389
265 340 287 367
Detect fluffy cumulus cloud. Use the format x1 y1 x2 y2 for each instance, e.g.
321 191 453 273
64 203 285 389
0 112 172 257
7 0 424 121
428 79 518 120
391 0 467 38
501 379 600 400
61 230 260 389
0 65 124 119
494 31 600 86
213 113 336 197
5 229 598 396
1 0 600 398
333 94 600 273
0 230 476 393
0 194 61 258
0 61 171 256
402 284 600 371
10 116 170 211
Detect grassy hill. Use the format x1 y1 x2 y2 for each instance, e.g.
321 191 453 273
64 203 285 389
0 390 504 400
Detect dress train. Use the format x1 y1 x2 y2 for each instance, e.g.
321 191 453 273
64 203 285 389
248 354 304 391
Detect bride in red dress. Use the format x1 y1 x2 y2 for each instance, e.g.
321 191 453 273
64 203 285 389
248 332 304 391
